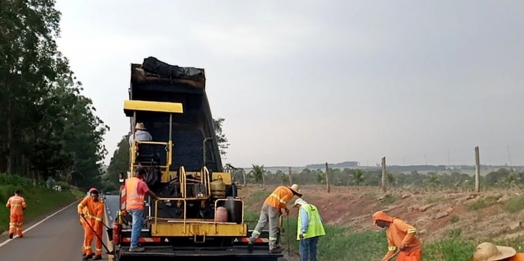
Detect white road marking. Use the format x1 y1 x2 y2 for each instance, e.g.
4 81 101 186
0 200 79 248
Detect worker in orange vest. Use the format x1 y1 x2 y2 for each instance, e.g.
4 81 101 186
373 211 423 261
123 167 159 252
78 188 105 260
5 190 27 239
248 184 302 253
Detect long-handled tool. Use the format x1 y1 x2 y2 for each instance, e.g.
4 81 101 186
81 215 115 255
285 216 291 255
384 249 401 261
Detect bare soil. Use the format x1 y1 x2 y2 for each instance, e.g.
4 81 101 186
239 184 524 242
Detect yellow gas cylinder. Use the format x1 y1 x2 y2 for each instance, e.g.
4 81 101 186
210 176 226 199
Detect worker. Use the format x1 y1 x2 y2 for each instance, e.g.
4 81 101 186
294 198 326 261
248 184 302 254
5 190 27 239
372 211 422 261
128 122 152 146
79 190 89 257
78 188 105 260
470 242 524 261
123 166 159 252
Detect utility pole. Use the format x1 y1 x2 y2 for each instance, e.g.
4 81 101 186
507 144 513 170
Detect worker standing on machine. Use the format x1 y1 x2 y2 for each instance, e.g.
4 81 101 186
5 190 27 239
248 184 302 254
78 188 105 260
123 166 159 252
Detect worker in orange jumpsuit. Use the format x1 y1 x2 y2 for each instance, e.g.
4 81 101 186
372 211 422 261
79 190 90 257
470 242 524 261
78 188 105 260
247 184 302 253
5 190 27 239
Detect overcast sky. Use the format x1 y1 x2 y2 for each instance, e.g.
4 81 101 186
54 1 524 167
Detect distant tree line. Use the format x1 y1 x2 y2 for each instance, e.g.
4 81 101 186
232 166 524 190
0 1 108 190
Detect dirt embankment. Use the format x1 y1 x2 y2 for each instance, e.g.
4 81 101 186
240 185 524 242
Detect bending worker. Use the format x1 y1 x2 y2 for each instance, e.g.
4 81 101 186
373 211 422 261
248 184 302 254
294 198 326 261
78 188 105 260
5 190 27 239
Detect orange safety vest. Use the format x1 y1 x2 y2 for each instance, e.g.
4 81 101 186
6 195 26 215
125 177 145 210
264 186 294 211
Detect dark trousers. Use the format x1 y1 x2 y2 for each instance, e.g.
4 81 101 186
300 236 319 261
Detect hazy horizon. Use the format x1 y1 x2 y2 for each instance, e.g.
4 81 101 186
55 1 524 168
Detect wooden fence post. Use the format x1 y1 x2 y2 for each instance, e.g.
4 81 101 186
475 146 480 192
288 167 293 185
381 157 387 193
325 162 331 193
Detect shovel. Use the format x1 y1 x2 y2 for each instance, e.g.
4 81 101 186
81 215 115 255
384 249 401 261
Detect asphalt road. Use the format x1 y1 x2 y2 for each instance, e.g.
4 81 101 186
0 200 113 261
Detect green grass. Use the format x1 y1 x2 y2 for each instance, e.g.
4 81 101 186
426 196 450 204
503 196 524 213
0 174 79 234
467 196 498 211
244 209 520 261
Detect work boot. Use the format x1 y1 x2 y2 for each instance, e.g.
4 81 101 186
82 254 93 260
129 246 145 252
269 245 283 254
247 238 254 253
92 255 102 260
8 233 13 239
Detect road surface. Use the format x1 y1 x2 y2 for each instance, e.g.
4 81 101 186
0 199 114 261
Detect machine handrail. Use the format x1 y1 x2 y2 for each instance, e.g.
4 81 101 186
153 197 246 235
135 140 169 146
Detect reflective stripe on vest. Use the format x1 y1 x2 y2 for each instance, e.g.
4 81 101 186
270 193 287 204
125 177 145 210
8 196 25 213
297 204 326 240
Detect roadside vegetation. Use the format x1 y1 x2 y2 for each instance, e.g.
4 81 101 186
241 180 524 261
0 174 82 234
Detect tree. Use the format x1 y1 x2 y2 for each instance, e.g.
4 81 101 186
0 1 109 190
352 169 365 185
105 134 131 187
250 164 266 186
213 118 229 158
